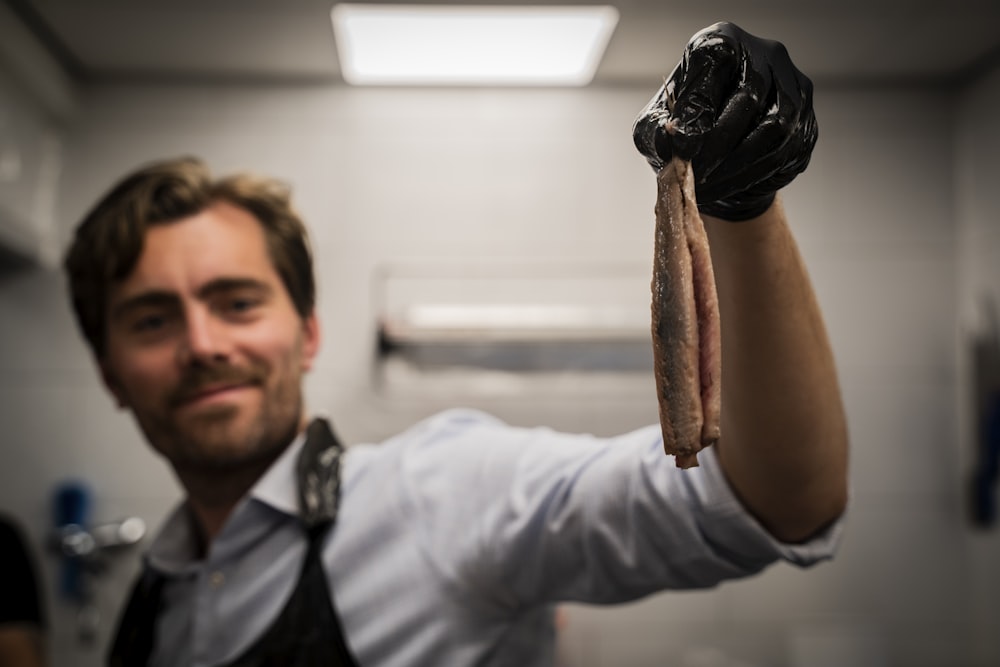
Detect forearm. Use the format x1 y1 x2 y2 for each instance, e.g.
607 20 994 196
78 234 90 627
704 195 848 543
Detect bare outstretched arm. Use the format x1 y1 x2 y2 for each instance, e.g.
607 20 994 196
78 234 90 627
705 197 848 543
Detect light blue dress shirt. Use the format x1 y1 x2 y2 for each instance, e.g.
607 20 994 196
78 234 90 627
143 409 843 667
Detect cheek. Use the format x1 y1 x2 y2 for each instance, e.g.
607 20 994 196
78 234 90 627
242 325 308 375
109 346 179 402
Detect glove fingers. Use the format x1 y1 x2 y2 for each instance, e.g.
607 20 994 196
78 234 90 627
696 66 814 203
710 101 796 187
697 124 815 209
693 87 762 180
667 27 742 159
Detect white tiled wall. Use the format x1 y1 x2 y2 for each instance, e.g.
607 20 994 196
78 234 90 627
0 69 997 666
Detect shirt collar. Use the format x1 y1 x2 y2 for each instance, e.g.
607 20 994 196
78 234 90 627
248 428 306 516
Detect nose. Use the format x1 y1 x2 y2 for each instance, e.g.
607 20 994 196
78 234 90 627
176 307 230 366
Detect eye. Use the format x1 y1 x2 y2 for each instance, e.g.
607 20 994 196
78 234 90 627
221 295 262 317
131 313 167 332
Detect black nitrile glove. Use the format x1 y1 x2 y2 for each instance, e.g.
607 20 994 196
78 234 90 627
632 21 818 221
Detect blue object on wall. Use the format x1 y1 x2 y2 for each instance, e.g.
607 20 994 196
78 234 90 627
52 480 92 601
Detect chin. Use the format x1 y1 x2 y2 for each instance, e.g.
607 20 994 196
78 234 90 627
146 412 261 469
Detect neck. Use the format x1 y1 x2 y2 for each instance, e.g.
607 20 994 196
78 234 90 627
171 415 311 549
176 457 278 548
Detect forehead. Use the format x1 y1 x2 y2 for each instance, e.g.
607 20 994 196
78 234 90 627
111 201 281 300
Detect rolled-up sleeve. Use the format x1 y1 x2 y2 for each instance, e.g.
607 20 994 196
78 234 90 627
398 410 845 613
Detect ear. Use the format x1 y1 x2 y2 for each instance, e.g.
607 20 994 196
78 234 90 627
99 359 129 409
300 312 321 372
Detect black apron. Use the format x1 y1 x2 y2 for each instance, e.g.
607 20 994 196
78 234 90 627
108 419 360 667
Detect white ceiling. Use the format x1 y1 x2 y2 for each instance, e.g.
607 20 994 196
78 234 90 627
11 0 1000 87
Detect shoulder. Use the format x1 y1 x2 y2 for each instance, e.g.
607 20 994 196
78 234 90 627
340 409 503 482
341 409 585 515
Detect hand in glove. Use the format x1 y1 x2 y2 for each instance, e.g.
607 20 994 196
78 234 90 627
633 21 818 221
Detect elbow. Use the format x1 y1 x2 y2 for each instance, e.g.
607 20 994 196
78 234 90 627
773 425 851 544
718 424 850 544
791 495 848 545
767 474 849 545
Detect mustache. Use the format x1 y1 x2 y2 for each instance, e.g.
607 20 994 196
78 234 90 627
168 364 266 407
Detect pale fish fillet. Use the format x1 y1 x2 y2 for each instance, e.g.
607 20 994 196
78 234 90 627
651 156 722 468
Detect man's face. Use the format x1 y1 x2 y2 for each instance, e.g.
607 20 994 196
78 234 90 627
100 201 320 474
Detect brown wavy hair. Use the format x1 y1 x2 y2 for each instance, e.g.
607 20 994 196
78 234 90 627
63 156 316 359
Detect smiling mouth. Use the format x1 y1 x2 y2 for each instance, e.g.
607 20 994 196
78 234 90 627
176 383 256 408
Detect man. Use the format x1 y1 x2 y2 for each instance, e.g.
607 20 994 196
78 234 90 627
64 22 848 667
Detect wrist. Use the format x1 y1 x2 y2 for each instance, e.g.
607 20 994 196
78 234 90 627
699 192 776 222
703 195 785 251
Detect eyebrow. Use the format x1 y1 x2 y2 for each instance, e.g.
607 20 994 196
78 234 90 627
198 277 273 301
110 277 274 322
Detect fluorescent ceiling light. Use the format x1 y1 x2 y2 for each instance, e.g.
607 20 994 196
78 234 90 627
331 4 619 86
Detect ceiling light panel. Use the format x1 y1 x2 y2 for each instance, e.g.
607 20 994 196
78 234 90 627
331 4 619 86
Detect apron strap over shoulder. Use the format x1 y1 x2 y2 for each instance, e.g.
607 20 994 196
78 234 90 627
296 418 346 530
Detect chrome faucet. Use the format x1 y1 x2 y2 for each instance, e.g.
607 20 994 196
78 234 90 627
49 482 146 644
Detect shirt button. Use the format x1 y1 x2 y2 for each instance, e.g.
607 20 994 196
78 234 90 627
209 571 225 588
